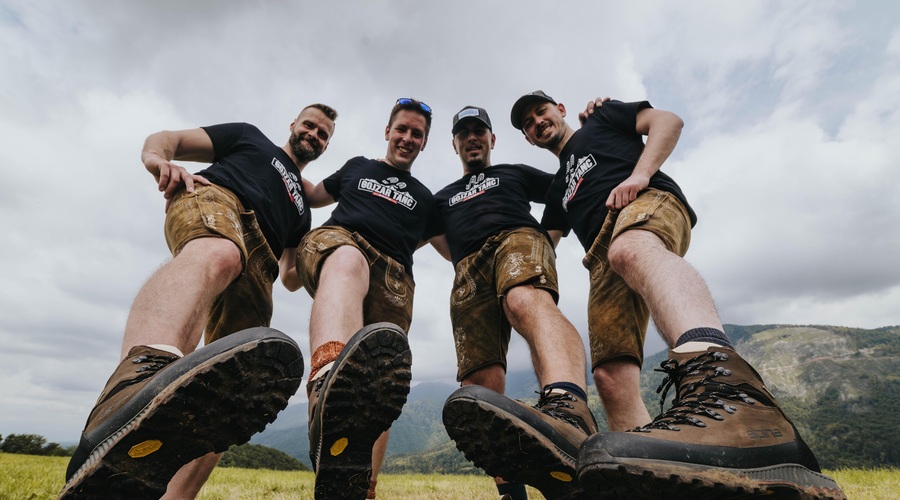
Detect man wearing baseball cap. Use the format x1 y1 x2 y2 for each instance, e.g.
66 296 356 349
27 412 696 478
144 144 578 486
509 91 844 498
436 106 597 500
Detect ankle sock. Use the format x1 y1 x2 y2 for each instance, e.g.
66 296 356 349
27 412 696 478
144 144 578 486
497 481 528 499
674 327 732 349
545 381 587 401
367 478 377 499
308 341 345 383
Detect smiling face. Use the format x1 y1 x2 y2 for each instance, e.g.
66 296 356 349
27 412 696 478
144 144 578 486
452 121 495 173
521 101 569 153
288 107 334 163
384 109 428 171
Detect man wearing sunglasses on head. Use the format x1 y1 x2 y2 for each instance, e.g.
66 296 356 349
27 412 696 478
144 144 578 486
282 98 441 500
433 106 596 500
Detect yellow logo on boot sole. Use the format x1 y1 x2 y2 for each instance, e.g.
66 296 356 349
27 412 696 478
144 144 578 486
128 440 163 458
330 437 349 456
550 471 573 482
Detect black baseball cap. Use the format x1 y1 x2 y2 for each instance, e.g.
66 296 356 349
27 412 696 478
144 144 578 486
451 106 492 134
510 90 557 130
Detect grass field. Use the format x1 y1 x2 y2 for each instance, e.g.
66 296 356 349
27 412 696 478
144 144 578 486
2 452 897 499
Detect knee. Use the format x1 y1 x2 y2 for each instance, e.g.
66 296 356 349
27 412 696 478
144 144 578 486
183 238 242 280
592 360 640 399
503 285 549 324
323 246 368 277
606 238 636 275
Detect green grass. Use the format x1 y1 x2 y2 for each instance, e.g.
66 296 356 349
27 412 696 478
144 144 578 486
3 452 896 499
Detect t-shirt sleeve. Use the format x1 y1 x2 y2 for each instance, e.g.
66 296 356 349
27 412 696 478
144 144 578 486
201 123 253 161
596 100 653 133
519 164 555 203
323 158 357 201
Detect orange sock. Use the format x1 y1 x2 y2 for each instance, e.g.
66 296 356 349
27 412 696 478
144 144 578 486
308 340 345 384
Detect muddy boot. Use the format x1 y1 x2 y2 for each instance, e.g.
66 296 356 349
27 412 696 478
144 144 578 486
308 323 412 500
577 346 846 499
60 327 304 499
444 385 598 500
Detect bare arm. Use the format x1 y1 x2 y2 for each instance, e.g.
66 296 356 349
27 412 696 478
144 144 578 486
606 108 683 210
302 177 335 208
278 248 303 292
141 128 214 210
421 234 451 262
547 230 564 248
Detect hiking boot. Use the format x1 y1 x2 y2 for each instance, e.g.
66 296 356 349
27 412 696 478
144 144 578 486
443 384 598 500
308 323 412 500
577 346 846 499
60 327 304 499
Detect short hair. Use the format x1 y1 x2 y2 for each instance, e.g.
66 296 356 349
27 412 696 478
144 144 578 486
388 98 432 137
301 103 338 121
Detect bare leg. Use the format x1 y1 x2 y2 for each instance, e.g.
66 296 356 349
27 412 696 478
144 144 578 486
308 246 368 351
607 230 722 348
503 285 587 390
592 359 651 430
122 237 241 497
461 364 506 392
121 237 242 359
309 246 395 495
370 430 389 497
162 452 222 499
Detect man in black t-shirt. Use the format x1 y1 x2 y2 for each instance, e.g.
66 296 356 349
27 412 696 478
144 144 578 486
435 106 596 500
288 98 440 499
511 91 843 499
61 105 338 499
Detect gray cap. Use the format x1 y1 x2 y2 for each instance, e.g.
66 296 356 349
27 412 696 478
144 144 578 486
452 106 492 134
510 90 557 130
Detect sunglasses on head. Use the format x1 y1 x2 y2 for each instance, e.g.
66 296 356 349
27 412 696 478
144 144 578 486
396 98 432 115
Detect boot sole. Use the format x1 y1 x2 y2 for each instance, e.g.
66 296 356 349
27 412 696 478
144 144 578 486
311 323 411 500
60 327 304 499
579 456 846 499
443 386 586 500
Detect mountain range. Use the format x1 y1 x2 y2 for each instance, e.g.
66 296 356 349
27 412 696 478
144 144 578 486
251 324 900 472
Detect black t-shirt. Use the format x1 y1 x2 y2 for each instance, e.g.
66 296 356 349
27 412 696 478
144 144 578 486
322 156 439 277
195 122 310 258
434 164 554 265
541 100 696 251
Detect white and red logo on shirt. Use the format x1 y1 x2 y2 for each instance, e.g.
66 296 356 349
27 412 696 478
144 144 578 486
358 176 417 210
448 173 500 206
272 158 305 215
562 153 596 211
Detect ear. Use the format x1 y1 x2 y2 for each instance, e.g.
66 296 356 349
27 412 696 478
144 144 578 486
420 135 427 151
525 133 535 146
385 124 390 141
558 103 567 118
490 133 497 149
451 137 459 155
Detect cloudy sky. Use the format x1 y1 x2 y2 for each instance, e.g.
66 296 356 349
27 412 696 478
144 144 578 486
2 0 899 443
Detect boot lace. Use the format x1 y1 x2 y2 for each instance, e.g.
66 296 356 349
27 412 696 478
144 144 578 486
130 354 178 385
534 388 580 427
633 351 756 432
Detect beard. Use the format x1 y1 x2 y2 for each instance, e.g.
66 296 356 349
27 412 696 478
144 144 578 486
465 155 487 170
290 132 322 162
